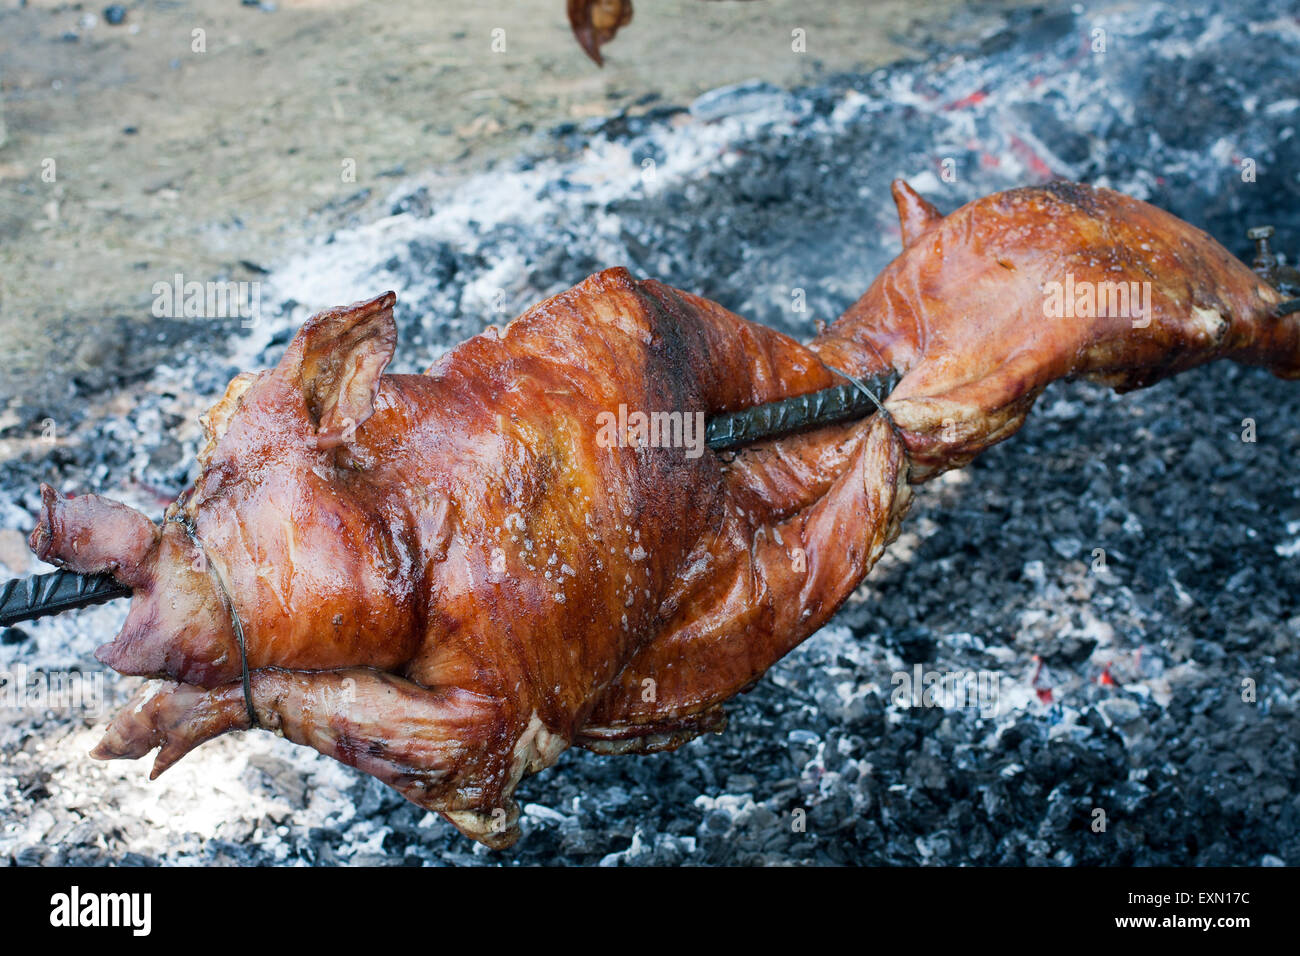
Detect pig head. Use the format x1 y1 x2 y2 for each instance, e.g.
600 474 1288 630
29 292 424 688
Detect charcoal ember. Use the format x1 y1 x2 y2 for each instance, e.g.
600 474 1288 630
244 753 310 810
555 827 601 856
0 627 28 644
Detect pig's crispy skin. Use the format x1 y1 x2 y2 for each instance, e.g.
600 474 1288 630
33 180 1294 847
812 180 1293 479
577 415 906 749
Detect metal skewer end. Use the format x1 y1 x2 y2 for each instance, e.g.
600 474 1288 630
1249 225 1300 312
0 569 131 629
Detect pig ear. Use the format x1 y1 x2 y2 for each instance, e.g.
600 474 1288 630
891 179 943 246
276 292 397 448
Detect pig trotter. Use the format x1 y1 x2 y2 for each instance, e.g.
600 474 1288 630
91 679 251 778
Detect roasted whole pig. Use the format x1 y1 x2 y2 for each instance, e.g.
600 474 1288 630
29 181 1293 847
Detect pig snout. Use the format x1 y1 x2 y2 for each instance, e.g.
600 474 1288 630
29 483 159 586
29 485 242 688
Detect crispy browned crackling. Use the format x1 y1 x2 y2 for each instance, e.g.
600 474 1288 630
812 180 1291 479
576 414 909 749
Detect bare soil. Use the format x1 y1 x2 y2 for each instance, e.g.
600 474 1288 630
0 0 1030 408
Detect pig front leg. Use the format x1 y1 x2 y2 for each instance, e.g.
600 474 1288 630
93 669 536 848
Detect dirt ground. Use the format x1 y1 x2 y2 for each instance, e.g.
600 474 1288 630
0 0 1037 410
